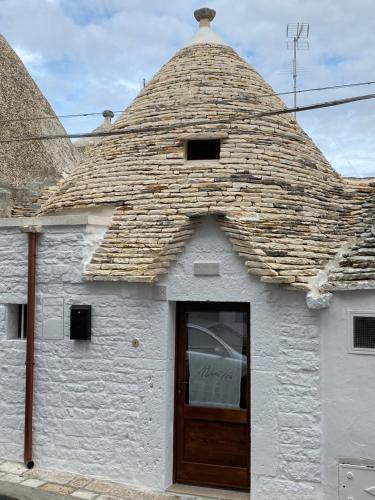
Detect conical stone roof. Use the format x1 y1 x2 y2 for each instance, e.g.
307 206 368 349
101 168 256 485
75 110 114 159
40 9 374 290
0 34 78 215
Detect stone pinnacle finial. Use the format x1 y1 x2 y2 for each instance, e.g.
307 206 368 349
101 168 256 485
103 110 114 119
194 7 216 27
185 7 224 46
103 110 114 125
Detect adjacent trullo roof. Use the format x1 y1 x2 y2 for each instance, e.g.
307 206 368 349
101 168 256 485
0 34 78 216
40 8 375 292
75 110 114 158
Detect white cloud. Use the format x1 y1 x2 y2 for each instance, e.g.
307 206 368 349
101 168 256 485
14 47 45 68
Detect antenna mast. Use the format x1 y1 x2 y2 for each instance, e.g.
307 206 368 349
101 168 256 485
287 22 310 117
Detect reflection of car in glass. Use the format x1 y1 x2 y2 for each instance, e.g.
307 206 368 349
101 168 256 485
203 322 245 356
188 323 245 360
187 323 247 409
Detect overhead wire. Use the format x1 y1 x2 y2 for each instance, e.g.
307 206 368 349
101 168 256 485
0 79 375 124
0 91 374 144
222 79 375 102
258 92 375 117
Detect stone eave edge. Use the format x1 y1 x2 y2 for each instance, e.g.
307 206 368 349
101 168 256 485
321 280 375 292
303 238 358 309
303 232 375 308
82 274 156 283
0 215 111 228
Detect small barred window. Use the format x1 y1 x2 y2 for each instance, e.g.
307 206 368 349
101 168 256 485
353 316 375 349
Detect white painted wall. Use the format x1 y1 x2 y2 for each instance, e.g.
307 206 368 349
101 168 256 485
321 291 375 500
162 217 322 500
0 224 172 490
0 216 324 499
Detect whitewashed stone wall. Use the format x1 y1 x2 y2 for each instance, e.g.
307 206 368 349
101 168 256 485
321 290 375 500
0 217 322 498
163 217 322 500
0 224 172 490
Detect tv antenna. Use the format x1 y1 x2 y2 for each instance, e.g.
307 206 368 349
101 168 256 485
286 22 310 117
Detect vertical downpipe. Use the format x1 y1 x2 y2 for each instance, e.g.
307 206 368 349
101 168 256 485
24 230 38 469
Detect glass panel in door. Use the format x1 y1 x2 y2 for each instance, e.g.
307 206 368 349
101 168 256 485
186 310 247 409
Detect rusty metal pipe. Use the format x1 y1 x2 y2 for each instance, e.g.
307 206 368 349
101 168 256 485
24 231 38 469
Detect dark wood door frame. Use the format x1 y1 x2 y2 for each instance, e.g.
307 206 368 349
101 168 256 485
173 301 251 491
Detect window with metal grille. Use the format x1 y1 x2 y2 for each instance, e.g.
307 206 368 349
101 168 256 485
353 316 375 349
186 139 220 160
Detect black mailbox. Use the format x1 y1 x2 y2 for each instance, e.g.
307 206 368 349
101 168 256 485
70 305 91 340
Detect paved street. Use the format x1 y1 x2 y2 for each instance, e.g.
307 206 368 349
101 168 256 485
0 461 248 500
0 460 192 500
0 480 67 499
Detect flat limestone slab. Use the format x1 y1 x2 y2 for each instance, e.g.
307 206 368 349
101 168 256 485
1 473 25 484
68 477 92 490
71 490 98 499
21 478 47 488
0 215 110 228
41 483 75 496
167 483 250 499
0 479 68 499
23 469 77 485
0 461 28 475
85 479 156 499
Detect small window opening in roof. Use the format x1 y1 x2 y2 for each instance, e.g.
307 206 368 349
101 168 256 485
187 139 220 160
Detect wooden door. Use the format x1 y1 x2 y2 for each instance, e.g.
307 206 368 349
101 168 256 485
174 302 250 491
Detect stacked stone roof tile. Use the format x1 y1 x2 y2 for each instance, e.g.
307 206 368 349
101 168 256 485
320 179 375 290
0 35 78 215
39 17 375 292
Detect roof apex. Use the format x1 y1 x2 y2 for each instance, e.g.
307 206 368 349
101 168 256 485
194 7 216 23
185 7 226 47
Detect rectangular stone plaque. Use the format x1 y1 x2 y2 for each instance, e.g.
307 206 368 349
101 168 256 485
152 285 167 301
193 262 220 276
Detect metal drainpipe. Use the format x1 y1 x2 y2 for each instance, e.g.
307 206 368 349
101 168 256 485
22 226 41 469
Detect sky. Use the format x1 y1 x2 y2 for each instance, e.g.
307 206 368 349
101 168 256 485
1 0 374 177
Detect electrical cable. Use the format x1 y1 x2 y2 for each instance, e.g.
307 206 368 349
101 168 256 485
0 92 374 144
258 92 375 117
1 79 375 124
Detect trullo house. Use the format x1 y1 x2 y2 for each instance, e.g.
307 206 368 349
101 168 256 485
0 7 375 500
0 34 78 216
